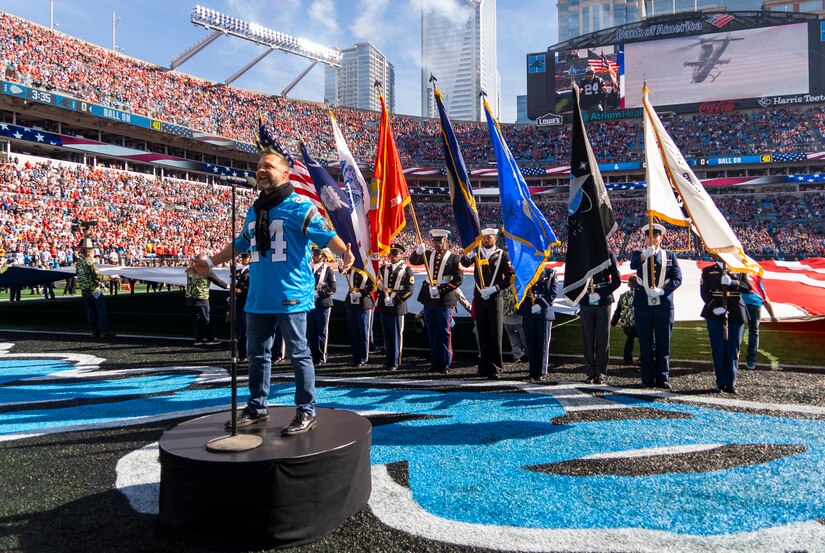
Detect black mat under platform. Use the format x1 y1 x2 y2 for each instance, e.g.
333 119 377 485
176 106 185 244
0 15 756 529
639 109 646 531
158 407 372 551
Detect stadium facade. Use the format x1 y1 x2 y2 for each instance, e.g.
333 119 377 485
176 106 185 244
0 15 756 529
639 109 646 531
420 0 499 122
324 42 395 113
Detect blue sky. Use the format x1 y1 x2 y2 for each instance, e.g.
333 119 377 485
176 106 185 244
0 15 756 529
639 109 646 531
0 0 558 123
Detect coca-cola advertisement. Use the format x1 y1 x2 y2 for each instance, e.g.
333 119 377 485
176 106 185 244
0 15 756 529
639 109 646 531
698 100 736 114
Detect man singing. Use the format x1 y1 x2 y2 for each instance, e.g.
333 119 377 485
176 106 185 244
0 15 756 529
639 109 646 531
190 148 353 436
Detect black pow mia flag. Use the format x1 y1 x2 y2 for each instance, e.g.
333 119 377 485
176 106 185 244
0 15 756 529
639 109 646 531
563 84 618 304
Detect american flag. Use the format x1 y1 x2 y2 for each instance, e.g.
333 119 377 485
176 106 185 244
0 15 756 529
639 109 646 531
257 118 327 218
706 14 735 28
586 49 619 75
771 152 806 162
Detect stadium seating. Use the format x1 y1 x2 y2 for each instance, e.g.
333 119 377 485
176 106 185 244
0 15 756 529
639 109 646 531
3 12 825 169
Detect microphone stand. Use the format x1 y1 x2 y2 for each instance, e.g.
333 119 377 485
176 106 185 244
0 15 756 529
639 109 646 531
207 176 262 452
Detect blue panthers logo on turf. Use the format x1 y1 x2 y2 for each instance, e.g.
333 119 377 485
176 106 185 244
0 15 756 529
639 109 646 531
4 350 825 549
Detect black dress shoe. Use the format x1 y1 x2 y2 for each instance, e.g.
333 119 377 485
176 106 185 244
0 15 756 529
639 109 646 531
518 355 528 363
722 385 738 395
387 366 398 372
656 381 673 391
585 376 596 384
225 409 270 429
487 373 500 380
281 410 317 435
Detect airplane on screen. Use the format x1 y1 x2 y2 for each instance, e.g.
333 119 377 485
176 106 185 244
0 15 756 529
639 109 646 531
683 34 744 83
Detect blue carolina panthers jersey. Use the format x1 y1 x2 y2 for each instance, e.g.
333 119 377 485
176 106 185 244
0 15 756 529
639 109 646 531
233 192 337 314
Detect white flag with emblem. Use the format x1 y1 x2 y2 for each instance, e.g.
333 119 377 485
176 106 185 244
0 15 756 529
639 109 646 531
642 85 762 275
329 112 376 282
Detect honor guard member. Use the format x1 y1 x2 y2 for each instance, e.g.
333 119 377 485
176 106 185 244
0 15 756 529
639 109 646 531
630 223 682 390
578 252 621 385
517 265 558 382
460 227 513 379
376 243 415 372
233 252 251 361
307 247 336 365
410 229 463 373
344 268 375 367
700 258 751 394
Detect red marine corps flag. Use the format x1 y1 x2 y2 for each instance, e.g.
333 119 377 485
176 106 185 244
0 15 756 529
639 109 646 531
369 94 411 257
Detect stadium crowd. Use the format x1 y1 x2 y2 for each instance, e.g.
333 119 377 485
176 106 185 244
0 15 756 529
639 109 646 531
4 158 825 270
2 12 825 170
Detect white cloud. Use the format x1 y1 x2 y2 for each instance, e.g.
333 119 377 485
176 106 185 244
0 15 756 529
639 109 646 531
309 0 339 36
351 0 389 42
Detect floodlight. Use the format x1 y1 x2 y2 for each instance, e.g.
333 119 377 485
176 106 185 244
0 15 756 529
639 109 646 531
190 6 342 67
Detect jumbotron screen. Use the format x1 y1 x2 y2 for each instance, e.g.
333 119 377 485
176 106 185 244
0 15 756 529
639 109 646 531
527 15 825 119
624 22 808 107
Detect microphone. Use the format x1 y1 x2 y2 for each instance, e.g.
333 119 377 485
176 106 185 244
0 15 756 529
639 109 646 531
219 175 257 187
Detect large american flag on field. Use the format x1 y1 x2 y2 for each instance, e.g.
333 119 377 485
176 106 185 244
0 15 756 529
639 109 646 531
257 118 327 219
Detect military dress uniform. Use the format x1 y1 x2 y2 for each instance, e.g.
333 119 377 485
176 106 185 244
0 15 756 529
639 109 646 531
577 253 621 384
307 260 336 364
517 266 558 380
344 271 375 366
700 263 751 393
460 241 513 378
233 258 250 359
409 232 463 373
630 243 682 388
376 254 415 371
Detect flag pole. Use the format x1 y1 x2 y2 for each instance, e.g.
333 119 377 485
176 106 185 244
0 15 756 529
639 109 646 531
406 202 434 286
722 260 729 341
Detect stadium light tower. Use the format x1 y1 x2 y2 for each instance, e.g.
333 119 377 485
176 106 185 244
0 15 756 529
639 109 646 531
112 11 121 51
171 5 342 95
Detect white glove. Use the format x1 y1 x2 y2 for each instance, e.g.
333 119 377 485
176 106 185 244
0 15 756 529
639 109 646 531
647 287 664 298
642 246 656 259
429 286 439 299
384 297 394 307
713 306 726 316
415 243 425 255
531 304 541 314
465 250 476 260
720 274 732 286
92 290 102 299
480 286 496 300
349 292 360 303
588 292 600 304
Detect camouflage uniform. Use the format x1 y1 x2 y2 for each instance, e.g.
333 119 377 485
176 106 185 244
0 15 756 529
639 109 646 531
76 256 109 337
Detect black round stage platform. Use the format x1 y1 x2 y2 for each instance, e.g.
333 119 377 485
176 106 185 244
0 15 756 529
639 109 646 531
158 407 372 551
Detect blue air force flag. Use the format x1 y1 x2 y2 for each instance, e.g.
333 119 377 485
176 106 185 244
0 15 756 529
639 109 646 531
483 101 558 308
434 88 482 254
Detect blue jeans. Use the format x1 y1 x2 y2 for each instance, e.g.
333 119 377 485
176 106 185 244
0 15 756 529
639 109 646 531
745 303 761 366
189 304 214 342
246 312 315 416
81 291 108 334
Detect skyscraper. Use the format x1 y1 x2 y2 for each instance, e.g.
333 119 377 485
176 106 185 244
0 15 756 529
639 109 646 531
325 42 395 113
421 0 498 122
